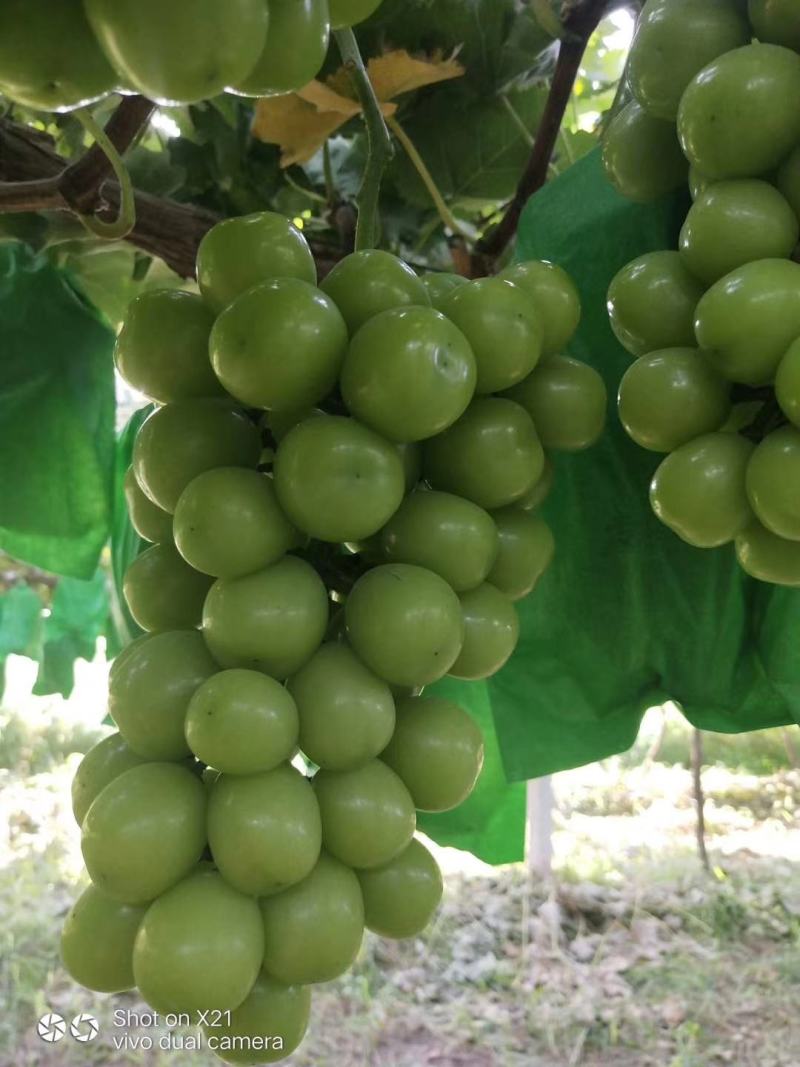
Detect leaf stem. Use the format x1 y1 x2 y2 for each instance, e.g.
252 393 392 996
334 27 394 251
386 115 470 239
73 107 136 239
501 94 535 149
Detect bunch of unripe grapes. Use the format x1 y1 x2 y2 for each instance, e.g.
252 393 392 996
61 208 605 1063
0 0 382 113
603 0 800 586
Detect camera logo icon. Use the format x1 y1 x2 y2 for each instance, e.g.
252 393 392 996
36 1013 66 1043
70 1013 99 1042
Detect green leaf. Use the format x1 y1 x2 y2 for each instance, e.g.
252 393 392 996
0 583 44 701
33 571 109 698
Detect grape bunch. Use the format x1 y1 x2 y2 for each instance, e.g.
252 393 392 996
0 0 382 113
603 0 800 587
62 210 604 1063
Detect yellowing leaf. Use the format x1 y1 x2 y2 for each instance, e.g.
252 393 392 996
366 49 464 102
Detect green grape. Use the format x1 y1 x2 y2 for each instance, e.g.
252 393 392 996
602 101 688 202
649 432 754 547
420 272 469 311
617 348 731 452
736 520 800 585
203 556 328 678
288 643 395 771
109 630 217 761
748 0 800 50
437 278 543 394
677 44 800 179
208 764 321 896
123 543 213 632
133 399 261 513
133 868 263 1014
210 279 348 411
314 760 416 869
380 490 499 592
357 839 443 939
203 974 310 1065
449 582 519 681
196 212 317 313
230 0 330 96
114 291 221 403
321 250 430 334
81 762 206 903
688 165 715 201
71 733 147 826
487 508 555 600
516 457 555 512
422 398 544 510
776 146 800 219
695 259 800 384
381 695 484 812
398 441 422 491
261 853 364 985
505 355 606 451
61 884 146 993
776 337 800 427
745 426 800 540
329 0 382 27
0 0 116 112
340 307 477 441
185 670 299 775
124 468 173 544
266 407 325 444
344 564 464 687
628 0 750 120
498 260 581 357
273 416 405 542
679 180 799 284
606 252 705 357
173 468 298 579
85 0 268 105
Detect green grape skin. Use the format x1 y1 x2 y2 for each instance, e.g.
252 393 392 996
617 348 732 452
340 307 477 442
602 100 688 202
173 468 298 580
266 407 325 444
273 415 405 542
679 180 799 285
210 278 348 412
449 582 519 681
81 762 206 903
694 259 800 385
736 521 800 585
85 0 268 105
124 468 173 544
776 338 800 427
202 556 328 679
109 630 217 761
628 0 750 121
114 291 221 404
688 165 715 201
504 355 606 452
516 457 555 512
649 432 754 547
422 398 544 510
498 260 581 357
208 764 321 896
203 974 310 1065
196 212 317 314
287 643 395 771
607 252 705 357
0 0 116 112
677 44 800 179
345 564 464 687
437 278 543 394
381 695 484 812
776 146 800 219
61 884 147 993
398 441 422 492
185 670 299 775
133 868 263 1014
748 0 800 51
260 853 364 985
321 250 430 334
420 272 469 311
357 838 443 939
329 0 382 27
123 543 213 632
133 399 262 513
745 426 800 540
314 759 416 869
230 0 329 96
487 508 555 600
71 733 147 826
380 490 499 593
